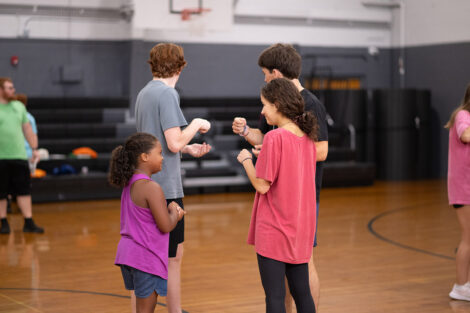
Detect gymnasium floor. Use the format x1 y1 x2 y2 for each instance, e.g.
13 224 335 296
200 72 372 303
1 180 468 313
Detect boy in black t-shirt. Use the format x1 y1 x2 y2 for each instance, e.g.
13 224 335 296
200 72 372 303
232 43 328 313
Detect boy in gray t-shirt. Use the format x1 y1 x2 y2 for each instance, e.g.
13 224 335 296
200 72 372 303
134 43 210 313
136 80 187 199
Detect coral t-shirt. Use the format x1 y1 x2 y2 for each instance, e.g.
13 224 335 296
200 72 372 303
247 128 317 264
448 110 470 205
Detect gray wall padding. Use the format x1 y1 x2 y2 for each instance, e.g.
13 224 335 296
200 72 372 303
392 42 470 177
0 38 130 98
2 37 468 178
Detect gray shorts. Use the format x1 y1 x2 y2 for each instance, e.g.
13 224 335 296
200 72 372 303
120 265 167 298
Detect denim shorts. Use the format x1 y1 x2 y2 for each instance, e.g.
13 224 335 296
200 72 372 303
120 265 167 298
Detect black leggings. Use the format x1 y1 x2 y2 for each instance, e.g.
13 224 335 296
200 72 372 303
257 254 316 313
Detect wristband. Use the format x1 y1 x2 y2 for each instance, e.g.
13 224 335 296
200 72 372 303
241 157 252 163
239 125 250 137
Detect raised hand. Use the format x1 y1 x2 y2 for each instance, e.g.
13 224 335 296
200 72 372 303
168 201 186 221
195 118 211 134
186 142 212 158
237 149 253 164
232 117 247 135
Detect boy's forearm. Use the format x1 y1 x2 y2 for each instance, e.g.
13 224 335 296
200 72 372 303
243 128 264 146
315 141 328 162
166 120 201 153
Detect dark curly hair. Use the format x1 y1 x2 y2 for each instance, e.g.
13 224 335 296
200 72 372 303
258 43 301 80
261 78 318 141
108 132 158 188
148 43 187 78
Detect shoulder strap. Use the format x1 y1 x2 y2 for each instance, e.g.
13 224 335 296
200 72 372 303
128 173 151 186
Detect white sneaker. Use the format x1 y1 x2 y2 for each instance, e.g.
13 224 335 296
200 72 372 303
449 284 470 301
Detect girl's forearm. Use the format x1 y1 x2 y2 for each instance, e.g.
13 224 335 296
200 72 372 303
242 160 270 194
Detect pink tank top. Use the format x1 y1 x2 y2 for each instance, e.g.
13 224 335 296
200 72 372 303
448 110 470 205
115 173 169 279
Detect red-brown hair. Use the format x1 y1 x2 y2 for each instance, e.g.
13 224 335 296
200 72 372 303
148 43 187 78
16 93 28 106
0 77 12 89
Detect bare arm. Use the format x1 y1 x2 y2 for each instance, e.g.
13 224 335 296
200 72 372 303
237 149 271 194
182 142 212 157
242 159 271 194
315 141 328 162
232 117 264 146
461 126 470 143
145 181 180 233
22 122 37 149
164 118 209 153
243 128 265 147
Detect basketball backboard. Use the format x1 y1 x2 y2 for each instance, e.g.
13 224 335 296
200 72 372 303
133 0 233 32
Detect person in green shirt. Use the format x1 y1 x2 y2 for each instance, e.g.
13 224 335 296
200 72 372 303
0 77 43 234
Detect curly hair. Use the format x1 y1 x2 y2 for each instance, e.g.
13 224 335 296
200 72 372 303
261 78 318 141
258 43 301 80
148 43 187 78
108 132 158 188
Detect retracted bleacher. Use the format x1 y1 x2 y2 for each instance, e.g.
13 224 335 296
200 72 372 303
30 94 375 203
30 97 132 202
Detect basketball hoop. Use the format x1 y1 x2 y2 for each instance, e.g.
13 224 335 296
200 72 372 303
180 7 211 21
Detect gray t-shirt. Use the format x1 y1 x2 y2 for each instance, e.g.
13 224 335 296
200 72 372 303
135 80 188 199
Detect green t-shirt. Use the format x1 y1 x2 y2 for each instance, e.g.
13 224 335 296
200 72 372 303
0 100 29 160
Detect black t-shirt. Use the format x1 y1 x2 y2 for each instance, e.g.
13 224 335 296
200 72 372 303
258 89 328 202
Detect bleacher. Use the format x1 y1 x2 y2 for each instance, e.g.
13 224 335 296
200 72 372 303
30 93 375 203
29 98 131 202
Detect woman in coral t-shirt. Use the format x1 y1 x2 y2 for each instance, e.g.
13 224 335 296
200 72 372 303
237 78 317 313
447 84 470 302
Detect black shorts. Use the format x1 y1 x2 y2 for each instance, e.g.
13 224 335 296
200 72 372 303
0 160 31 199
453 204 464 209
166 198 185 258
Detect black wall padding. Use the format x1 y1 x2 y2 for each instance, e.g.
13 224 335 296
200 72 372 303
415 91 431 179
374 89 431 180
322 90 367 130
314 89 369 161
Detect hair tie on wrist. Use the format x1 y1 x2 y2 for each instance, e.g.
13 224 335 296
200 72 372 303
241 157 252 163
239 125 250 137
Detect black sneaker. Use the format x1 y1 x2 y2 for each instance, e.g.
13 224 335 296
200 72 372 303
0 222 10 234
23 222 44 234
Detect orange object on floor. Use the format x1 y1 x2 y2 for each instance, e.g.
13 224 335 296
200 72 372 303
72 147 98 159
31 168 47 178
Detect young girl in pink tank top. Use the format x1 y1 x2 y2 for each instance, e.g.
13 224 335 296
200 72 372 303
446 84 470 302
108 132 185 313
237 78 318 313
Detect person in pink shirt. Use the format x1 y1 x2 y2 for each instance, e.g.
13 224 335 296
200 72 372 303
446 84 470 302
108 133 185 313
237 78 318 313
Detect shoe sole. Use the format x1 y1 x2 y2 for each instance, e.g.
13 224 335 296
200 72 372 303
449 290 470 301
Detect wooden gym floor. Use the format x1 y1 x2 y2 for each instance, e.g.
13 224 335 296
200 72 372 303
1 180 468 313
